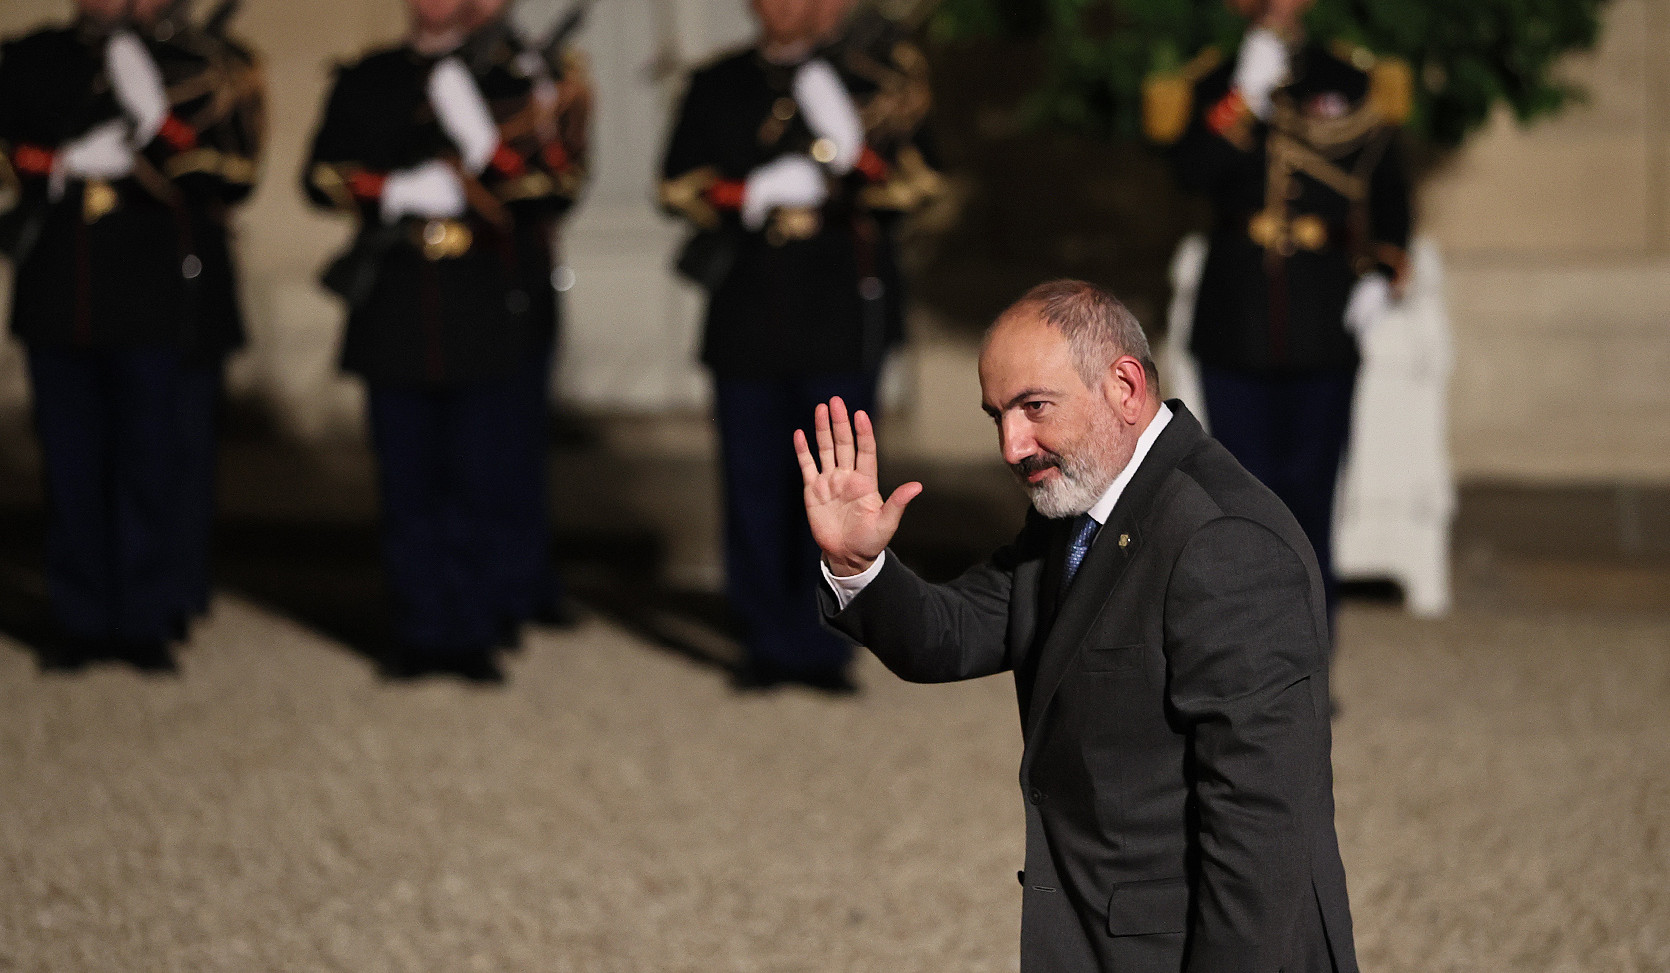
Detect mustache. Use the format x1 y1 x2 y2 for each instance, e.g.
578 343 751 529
1011 451 1063 482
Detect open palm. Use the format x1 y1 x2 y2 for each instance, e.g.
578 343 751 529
794 396 923 577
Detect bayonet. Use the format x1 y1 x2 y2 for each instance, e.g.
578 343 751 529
201 0 243 39
150 0 195 41
537 0 602 79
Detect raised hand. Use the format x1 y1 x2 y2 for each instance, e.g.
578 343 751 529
794 396 922 577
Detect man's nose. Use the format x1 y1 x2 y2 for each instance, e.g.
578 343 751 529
999 414 1034 466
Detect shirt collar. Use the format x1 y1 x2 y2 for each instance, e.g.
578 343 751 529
1086 403 1172 526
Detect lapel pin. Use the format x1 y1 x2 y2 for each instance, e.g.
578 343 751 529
1118 534 1131 549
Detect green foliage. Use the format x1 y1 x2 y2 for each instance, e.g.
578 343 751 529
928 0 1608 145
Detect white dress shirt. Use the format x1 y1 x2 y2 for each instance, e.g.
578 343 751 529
824 403 1174 608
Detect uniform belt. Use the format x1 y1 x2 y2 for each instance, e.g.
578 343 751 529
1232 210 1347 256
407 219 475 261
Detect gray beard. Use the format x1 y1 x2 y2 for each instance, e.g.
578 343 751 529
1022 440 1121 519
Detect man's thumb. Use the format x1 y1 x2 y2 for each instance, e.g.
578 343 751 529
879 481 923 530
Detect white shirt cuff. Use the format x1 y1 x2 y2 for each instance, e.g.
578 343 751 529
821 551 886 610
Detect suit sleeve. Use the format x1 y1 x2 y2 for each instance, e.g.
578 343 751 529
821 546 1016 684
1163 516 1333 973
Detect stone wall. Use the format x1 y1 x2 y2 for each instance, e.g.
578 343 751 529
1421 0 1670 482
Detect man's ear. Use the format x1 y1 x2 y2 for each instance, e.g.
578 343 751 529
1103 356 1148 421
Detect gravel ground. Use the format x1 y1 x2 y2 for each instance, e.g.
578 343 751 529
2 597 1667 972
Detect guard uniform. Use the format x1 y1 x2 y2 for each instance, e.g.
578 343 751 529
148 18 265 624
303 36 580 675
1148 37 1412 624
660 20 939 687
461 19 590 631
0 16 250 666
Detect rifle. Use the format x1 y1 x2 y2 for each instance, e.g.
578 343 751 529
467 0 601 78
200 0 242 39
534 0 601 79
150 0 196 42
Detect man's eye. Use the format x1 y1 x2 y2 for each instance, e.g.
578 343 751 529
1024 401 1048 415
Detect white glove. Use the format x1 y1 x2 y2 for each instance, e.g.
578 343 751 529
1344 272 1394 339
428 56 501 175
1232 28 1289 120
741 154 828 231
380 159 467 223
792 58 864 175
106 31 169 146
52 119 135 199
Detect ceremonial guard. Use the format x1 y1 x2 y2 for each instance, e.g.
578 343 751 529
0 0 262 671
1145 0 1412 630
659 0 940 691
303 0 587 681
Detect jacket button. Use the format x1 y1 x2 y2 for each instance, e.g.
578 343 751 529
1029 788 1044 805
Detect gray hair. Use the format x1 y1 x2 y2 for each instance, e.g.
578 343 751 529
1000 280 1160 392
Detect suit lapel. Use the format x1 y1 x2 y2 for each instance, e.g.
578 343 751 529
1018 403 1207 767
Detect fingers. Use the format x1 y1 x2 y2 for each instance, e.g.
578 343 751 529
854 408 877 480
829 396 856 472
793 428 818 487
813 401 836 475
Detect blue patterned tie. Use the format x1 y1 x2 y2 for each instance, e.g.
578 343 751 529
1063 513 1100 589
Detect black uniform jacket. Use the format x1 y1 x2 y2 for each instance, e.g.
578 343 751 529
825 403 1358 973
660 45 936 378
1170 43 1411 375
303 43 572 387
0 21 251 353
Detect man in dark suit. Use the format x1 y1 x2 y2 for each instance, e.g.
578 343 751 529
796 280 1358 971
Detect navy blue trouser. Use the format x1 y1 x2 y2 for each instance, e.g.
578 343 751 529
1199 364 1357 626
27 345 185 643
492 344 563 626
713 373 876 676
367 378 527 655
173 362 222 620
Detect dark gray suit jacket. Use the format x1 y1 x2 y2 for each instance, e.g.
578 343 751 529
824 403 1358 973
